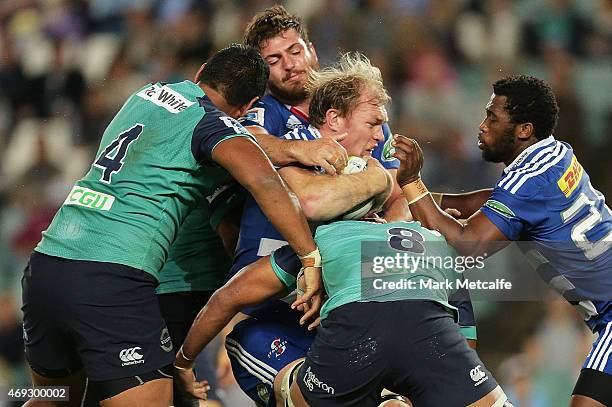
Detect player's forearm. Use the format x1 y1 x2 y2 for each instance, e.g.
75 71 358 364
216 208 242 258
409 197 498 256
409 195 466 240
436 189 493 218
181 257 289 362
286 166 389 221
248 175 316 255
382 178 411 221
213 139 316 256
251 131 296 166
181 290 239 364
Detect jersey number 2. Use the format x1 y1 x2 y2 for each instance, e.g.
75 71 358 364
561 189 612 260
94 124 144 183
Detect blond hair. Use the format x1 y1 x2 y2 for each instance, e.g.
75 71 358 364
306 53 390 127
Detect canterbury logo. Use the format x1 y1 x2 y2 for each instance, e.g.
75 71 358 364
470 365 488 386
119 347 144 365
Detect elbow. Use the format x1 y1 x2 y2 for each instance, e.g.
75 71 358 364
241 170 277 193
300 194 327 221
210 285 243 317
449 236 489 258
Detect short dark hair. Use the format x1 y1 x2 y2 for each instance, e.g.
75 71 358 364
493 75 559 140
244 5 310 50
197 43 269 107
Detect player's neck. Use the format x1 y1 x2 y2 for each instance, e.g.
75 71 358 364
200 84 239 118
271 93 310 116
317 124 340 141
504 138 540 166
291 99 310 116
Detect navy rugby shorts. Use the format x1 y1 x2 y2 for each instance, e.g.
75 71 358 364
298 300 498 407
22 251 174 381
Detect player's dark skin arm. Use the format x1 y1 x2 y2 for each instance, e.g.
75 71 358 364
215 205 243 258
173 256 288 399
436 189 493 218
182 256 286 361
212 137 316 257
393 136 510 257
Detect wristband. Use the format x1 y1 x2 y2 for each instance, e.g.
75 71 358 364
299 248 321 268
297 248 321 296
173 363 194 372
174 347 195 370
401 178 429 205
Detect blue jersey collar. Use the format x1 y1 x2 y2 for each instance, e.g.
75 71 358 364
503 135 555 174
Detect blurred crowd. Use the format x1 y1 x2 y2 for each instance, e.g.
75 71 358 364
0 0 609 405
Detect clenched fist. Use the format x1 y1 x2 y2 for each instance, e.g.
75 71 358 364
392 135 424 187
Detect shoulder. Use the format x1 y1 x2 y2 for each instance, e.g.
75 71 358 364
496 138 572 198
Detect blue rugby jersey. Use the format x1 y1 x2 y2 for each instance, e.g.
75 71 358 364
481 135 612 331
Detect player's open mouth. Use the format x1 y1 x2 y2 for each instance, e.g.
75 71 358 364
477 138 484 149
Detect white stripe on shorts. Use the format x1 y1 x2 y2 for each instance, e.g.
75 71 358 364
586 322 612 371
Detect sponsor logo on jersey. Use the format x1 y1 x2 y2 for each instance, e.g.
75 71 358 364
286 114 306 130
381 136 396 162
470 365 488 386
160 327 173 352
483 199 515 218
242 107 265 127
256 384 270 404
64 186 115 211
558 155 584 198
136 84 194 114
267 337 288 359
119 347 145 366
206 184 231 204
303 366 335 394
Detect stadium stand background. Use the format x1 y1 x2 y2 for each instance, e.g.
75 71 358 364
0 0 609 406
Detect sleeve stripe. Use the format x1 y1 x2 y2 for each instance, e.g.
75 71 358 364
459 325 478 340
209 133 255 155
480 206 515 240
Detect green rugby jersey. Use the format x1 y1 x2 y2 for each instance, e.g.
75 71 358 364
156 183 245 294
36 81 251 280
155 202 229 294
272 220 460 321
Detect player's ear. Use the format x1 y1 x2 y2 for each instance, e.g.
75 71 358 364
308 42 318 64
237 96 260 118
325 109 343 131
194 63 206 83
516 122 534 141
